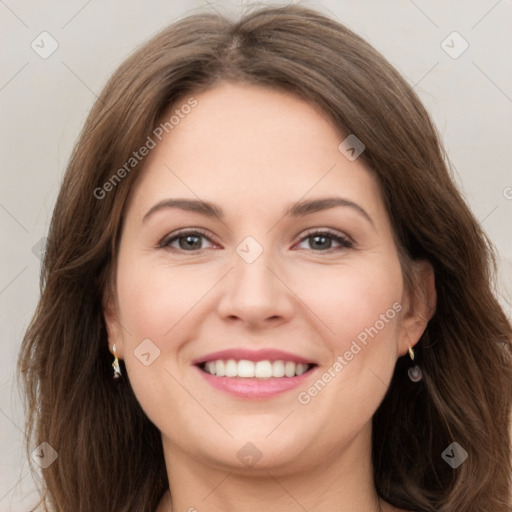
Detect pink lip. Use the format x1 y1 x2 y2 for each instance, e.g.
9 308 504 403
193 365 317 399
191 348 315 365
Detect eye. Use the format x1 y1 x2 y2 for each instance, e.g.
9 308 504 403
295 229 353 252
159 229 216 252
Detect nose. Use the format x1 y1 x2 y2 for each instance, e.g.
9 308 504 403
216 246 295 329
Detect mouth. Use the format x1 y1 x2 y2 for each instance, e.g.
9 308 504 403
197 359 316 379
192 349 318 398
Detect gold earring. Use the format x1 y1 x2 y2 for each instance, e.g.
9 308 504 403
407 345 422 382
112 344 122 379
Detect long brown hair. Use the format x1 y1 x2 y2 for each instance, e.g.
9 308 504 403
18 5 512 511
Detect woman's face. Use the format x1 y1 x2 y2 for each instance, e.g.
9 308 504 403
106 82 426 474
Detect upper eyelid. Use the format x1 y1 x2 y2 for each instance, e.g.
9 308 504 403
160 227 352 248
299 227 353 243
159 227 216 246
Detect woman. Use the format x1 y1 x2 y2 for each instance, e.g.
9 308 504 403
18 4 512 511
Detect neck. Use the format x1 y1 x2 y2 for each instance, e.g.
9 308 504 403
157 424 386 512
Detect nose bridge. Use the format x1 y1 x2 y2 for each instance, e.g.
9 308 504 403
216 235 294 324
234 252 275 296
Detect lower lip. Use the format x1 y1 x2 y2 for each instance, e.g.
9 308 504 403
194 365 316 398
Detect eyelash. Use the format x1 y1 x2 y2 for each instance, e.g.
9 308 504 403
159 228 354 254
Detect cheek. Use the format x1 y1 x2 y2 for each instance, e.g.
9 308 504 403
294 260 403 413
116 259 216 343
113 260 207 428
302 260 403 352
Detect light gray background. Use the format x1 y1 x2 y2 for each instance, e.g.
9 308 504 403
1 0 511 510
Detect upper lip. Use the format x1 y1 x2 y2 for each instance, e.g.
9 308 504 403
191 348 316 365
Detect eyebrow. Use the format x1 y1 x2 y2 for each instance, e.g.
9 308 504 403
286 197 374 227
142 196 374 227
143 198 223 222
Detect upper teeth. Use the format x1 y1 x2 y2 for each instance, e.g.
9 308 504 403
203 359 311 378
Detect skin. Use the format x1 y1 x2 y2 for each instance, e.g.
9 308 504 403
105 82 435 512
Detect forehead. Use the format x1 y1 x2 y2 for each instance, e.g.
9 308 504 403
126 82 386 224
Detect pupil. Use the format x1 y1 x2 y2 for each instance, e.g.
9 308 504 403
311 235 331 250
180 235 201 250
176 234 333 251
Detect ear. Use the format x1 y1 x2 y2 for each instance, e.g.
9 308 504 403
398 260 436 357
103 290 125 360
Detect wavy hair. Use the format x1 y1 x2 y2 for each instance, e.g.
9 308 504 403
18 4 512 511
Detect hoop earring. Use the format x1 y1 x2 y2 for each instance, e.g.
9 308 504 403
112 344 122 379
407 345 422 382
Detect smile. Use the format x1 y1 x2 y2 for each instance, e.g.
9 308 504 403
200 359 313 378
192 349 318 398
